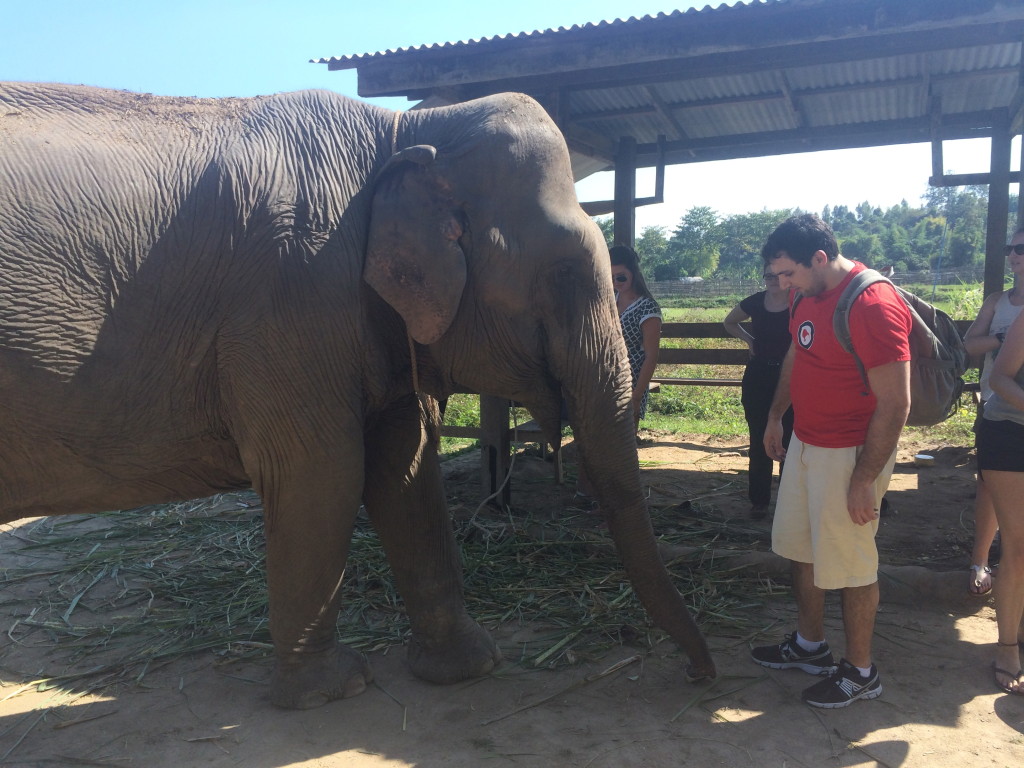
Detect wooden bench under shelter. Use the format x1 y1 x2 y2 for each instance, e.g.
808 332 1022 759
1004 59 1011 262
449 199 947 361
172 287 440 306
443 318 980 504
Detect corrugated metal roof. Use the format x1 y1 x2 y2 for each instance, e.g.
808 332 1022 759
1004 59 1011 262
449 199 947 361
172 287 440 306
313 2 778 68
314 0 1024 175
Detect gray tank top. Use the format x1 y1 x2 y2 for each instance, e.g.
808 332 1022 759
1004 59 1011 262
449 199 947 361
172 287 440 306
982 363 1024 425
981 290 1024 400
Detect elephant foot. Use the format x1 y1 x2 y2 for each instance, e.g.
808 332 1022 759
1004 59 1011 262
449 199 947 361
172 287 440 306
270 646 374 710
684 660 717 684
407 618 501 684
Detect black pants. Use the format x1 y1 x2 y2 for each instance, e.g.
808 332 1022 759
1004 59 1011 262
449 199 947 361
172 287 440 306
741 358 794 507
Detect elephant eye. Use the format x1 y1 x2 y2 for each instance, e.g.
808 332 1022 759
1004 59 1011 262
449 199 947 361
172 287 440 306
554 263 576 283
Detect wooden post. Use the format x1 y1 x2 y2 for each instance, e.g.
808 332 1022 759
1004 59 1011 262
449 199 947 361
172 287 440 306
985 110 1012 299
1018 134 1024 229
478 395 511 507
613 136 636 246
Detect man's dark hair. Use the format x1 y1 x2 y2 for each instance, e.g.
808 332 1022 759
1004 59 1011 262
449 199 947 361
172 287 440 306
761 214 839 267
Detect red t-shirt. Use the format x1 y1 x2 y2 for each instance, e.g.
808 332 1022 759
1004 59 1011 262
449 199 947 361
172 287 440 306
789 264 912 448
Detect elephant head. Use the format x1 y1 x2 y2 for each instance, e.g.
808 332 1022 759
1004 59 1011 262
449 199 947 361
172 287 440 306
363 94 716 682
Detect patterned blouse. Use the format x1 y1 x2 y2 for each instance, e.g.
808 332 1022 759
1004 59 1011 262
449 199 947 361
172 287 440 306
619 295 663 418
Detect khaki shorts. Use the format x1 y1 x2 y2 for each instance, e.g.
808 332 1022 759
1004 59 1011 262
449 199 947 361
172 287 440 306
771 435 896 590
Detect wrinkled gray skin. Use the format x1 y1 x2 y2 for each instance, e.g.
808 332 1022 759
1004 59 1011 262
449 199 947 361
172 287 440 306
0 82 715 708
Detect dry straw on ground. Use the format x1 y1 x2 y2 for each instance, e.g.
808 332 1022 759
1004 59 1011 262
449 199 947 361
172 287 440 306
0 490 773 700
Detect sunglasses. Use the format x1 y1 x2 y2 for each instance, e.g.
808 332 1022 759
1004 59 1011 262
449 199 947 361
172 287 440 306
1005 243 1024 255
763 274 780 281
614 274 629 283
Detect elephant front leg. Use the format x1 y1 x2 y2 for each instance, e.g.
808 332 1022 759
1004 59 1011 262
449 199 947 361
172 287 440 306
363 395 500 683
262 465 374 709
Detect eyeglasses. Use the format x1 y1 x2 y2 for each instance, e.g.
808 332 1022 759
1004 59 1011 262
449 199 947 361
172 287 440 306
1005 243 1024 255
614 274 629 283
763 274 780 282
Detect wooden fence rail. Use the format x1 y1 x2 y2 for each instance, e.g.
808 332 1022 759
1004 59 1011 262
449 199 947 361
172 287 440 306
442 319 978 503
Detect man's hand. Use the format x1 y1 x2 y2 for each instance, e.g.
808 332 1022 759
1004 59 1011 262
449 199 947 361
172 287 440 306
847 479 879 526
763 418 787 461
848 358 910 526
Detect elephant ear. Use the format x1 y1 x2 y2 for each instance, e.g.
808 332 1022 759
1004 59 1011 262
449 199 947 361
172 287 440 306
365 145 467 345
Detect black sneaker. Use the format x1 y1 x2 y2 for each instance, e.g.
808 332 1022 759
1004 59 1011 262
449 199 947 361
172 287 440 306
750 632 837 675
801 659 882 708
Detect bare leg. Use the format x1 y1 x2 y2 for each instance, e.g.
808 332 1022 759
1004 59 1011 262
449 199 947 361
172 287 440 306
792 560 827 643
841 583 879 668
970 477 998 593
986 470 1024 690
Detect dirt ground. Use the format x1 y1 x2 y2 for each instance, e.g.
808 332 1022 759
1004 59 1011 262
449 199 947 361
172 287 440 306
1 431 1023 768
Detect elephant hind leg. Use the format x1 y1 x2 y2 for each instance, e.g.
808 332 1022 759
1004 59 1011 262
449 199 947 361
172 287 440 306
270 646 373 710
363 395 500 684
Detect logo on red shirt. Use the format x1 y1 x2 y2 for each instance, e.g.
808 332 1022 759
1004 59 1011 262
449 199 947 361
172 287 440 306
798 321 814 349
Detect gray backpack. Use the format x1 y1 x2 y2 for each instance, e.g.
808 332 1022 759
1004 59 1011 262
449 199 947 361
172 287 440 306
832 269 968 427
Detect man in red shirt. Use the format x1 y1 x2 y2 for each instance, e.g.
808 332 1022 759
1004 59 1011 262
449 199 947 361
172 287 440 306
750 214 912 708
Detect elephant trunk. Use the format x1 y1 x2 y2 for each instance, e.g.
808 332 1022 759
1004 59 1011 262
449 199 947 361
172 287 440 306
563 343 716 681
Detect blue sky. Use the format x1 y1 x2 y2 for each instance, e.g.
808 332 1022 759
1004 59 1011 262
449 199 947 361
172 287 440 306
2 0 1006 231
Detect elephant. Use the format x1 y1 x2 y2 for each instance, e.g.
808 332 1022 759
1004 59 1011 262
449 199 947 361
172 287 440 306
0 82 716 708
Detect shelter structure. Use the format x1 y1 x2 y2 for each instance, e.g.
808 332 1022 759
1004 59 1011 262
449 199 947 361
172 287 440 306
316 0 1024 500
319 0 1024 295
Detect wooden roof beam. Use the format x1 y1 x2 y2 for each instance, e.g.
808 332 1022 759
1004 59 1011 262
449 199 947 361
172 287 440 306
643 85 690 141
778 72 805 130
626 112 1001 167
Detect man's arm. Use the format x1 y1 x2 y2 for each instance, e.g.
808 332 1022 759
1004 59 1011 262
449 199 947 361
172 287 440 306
848 359 910 525
763 344 795 461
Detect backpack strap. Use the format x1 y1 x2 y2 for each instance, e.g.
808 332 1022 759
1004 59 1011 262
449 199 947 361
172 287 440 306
834 268 891 394
793 268 910 396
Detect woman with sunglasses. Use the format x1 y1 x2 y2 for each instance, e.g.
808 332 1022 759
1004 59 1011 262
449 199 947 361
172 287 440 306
964 229 1024 596
976 294 1024 695
723 269 794 520
609 245 662 431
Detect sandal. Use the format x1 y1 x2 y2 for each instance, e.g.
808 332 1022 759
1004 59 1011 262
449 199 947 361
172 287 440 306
969 564 993 596
992 661 1024 695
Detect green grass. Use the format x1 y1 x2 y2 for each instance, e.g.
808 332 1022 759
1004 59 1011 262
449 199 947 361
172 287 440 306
644 395 745 434
659 295 744 311
661 306 731 322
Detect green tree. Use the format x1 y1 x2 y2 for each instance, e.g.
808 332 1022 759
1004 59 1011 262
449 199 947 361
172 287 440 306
595 216 614 248
589 218 670 278
840 232 884 266
881 223 913 272
908 215 947 270
667 206 722 278
717 209 795 278
923 186 987 269
634 225 671 279
829 204 858 236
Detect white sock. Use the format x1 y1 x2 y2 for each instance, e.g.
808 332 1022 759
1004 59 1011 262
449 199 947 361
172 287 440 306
854 664 873 678
794 632 824 652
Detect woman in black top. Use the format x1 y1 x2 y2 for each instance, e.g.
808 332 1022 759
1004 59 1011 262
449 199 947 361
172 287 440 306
724 270 794 519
